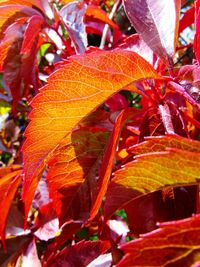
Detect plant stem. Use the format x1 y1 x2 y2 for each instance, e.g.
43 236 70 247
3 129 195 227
99 0 121 49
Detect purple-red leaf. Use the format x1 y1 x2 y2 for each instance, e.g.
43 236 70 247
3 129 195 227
44 240 110 267
117 34 154 65
123 0 181 61
60 1 88 54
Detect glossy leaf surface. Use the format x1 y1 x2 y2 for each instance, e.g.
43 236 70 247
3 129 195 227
22 49 161 220
60 1 88 54
123 0 181 61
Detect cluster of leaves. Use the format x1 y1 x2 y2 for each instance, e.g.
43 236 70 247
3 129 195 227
0 0 200 266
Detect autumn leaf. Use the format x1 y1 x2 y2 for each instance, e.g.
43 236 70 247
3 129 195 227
128 134 200 155
59 1 88 54
47 127 109 224
178 5 194 34
194 0 200 64
0 15 43 111
0 5 40 39
104 135 200 218
117 214 200 267
90 108 140 221
0 0 53 19
123 0 181 61
22 49 161 221
44 240 110 267
85 5 118 30
124 184 198 236
0 166 22 246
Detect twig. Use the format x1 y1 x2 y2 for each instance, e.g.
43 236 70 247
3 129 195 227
99 0 121 49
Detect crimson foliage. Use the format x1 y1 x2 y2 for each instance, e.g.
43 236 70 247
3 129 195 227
0 0 200 266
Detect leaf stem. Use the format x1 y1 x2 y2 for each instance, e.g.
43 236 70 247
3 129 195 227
158 103 175 134
99 0 121 49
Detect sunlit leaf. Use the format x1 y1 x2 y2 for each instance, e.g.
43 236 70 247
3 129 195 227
0 5 40 39
60 1 88 54
85 5 118 30
104 135 200 218
128 134 200 155
117 214 200 267
0 166 22 246
0 0 52 18
22 49 161 221
123 0 181 61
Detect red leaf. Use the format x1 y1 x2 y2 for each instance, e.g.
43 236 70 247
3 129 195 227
47 127 109 224
104 135 200 219
44 240 110 267
0 5 40 39
85 5 118 30
0 166 22 246
123 0 181 61
22 49 161 222
20 15 44 97
90 108 140 221
116 34 154 65
117 214 200 266
194 0 200 63
0 0 53 19
124 184 198 236
178 5 195 34
0 15 44 111
34 203 59 241
21 15 44 55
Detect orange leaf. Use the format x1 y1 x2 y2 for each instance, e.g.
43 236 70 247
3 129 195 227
85 5 118 29
47 128 109 223
0 5 40 39
105 136 200 218
117 214 200 266
0 0 51 17
128 134 200 155
22 49 161 221
0 167 22 247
